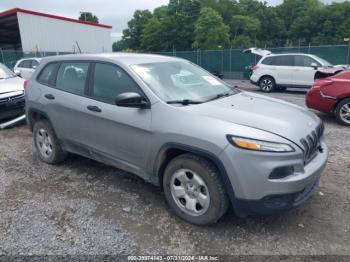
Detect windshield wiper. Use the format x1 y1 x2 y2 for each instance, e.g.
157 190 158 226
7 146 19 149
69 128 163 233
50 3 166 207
205 92 233 102
167 99 203 105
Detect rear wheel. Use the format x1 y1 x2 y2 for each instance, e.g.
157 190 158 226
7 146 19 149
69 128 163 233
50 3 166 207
335 98 350 126
33 120 67 164
259 76 276 93
163 154 229 225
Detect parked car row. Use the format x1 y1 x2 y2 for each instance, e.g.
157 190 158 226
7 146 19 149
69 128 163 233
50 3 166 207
245 48 350 126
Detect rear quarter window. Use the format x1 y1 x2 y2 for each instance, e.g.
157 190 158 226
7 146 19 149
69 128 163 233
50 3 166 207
18 60 32 68
37 63 60 86
261 57 274 65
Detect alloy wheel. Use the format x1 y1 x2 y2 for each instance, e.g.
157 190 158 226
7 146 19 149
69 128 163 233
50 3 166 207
260 79 273 92
339 103 350 124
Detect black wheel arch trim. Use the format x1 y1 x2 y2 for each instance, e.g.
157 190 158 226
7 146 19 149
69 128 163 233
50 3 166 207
152 142 236 208
26 108 54 131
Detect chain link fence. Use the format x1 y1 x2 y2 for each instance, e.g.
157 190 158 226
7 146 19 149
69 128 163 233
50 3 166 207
156 45 350 79
1 45 349 79
0 50 72 69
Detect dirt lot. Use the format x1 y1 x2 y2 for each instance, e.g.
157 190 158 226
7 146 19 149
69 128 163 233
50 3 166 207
0 81 349 256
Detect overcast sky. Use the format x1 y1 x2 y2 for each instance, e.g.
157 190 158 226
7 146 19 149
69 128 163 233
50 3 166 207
0 0 346 42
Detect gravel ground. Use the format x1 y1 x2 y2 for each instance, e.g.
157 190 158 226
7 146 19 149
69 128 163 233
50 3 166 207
0 80 349 256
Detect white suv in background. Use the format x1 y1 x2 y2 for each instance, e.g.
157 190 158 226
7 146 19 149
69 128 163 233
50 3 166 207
14 58 41 79
245 48 334 92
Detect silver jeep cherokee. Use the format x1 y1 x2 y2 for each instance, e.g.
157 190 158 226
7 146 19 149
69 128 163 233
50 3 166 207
25 54 328 225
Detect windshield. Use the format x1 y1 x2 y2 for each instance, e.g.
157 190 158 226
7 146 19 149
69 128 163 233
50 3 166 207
131 61 237 103
313 56 333 67
0 63 16 79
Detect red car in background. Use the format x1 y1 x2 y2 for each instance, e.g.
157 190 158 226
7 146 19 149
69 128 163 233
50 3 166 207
306 70 350 126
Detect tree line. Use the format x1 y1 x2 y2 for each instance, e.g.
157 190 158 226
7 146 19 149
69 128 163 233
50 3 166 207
112 0 350 52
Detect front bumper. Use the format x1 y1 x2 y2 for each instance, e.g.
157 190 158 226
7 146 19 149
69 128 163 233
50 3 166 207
220 140 328 216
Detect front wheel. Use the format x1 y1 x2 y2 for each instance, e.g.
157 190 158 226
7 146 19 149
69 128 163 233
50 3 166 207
163 154 229 225
335 98 350 126
259 76 276 93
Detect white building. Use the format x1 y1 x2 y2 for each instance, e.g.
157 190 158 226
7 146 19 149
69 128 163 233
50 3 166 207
0 8 112 53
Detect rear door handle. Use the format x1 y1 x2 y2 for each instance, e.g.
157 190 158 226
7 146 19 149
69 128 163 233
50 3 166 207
44 94 55 100
87 105 102 113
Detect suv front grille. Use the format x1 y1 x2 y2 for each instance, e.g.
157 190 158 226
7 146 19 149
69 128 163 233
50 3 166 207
300 123 324 164
0 93 25 105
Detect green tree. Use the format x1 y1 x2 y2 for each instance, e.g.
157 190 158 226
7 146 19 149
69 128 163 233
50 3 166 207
141 18 169 51
230 15 260 40
122 10 153 50
276 0 322 45
200 0 239 25
112 40 128 52
163 0 202 50
193 7 230 49
78 12 99 23
256 7 286 47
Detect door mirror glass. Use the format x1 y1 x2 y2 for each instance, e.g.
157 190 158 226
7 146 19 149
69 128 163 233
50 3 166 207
311 62 318 69
14 69 21 77
115 92 149 108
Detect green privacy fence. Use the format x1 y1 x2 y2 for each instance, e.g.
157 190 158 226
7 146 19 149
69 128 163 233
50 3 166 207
156 45 350 79
1 45 349 79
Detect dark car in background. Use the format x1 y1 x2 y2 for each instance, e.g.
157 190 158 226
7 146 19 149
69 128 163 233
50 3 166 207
0 63 26 122
306 69 350 126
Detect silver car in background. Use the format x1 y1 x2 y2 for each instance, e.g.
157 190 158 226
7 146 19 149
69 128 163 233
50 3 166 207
0 63 26 123
14 57 41 79
25 54 328 225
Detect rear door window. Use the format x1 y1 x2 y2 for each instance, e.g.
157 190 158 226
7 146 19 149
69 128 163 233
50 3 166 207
91 63 140 104
55 62 89 96
273 55 294 66
31 60 39 68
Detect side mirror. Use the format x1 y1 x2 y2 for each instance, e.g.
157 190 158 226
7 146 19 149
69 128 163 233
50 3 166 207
115 92 150 109
14 70 21 77
311 63 318 70
32 65 37 69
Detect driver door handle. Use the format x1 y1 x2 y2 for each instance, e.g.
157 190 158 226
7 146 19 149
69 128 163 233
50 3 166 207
87 105 102 113
44 94 55 100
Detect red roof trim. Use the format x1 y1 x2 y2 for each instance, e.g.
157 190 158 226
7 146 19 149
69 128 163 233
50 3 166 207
0 8 112 29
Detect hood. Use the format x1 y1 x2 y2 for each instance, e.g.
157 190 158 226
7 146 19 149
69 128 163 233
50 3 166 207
0 77 25 96
185 92 321 147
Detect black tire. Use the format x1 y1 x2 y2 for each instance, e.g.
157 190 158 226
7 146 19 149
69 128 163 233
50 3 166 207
163 154 229 225
33 120 67 164
259 76 276 93
335 98 350 126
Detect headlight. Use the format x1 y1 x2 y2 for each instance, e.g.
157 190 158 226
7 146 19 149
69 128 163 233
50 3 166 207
227 135 295 153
